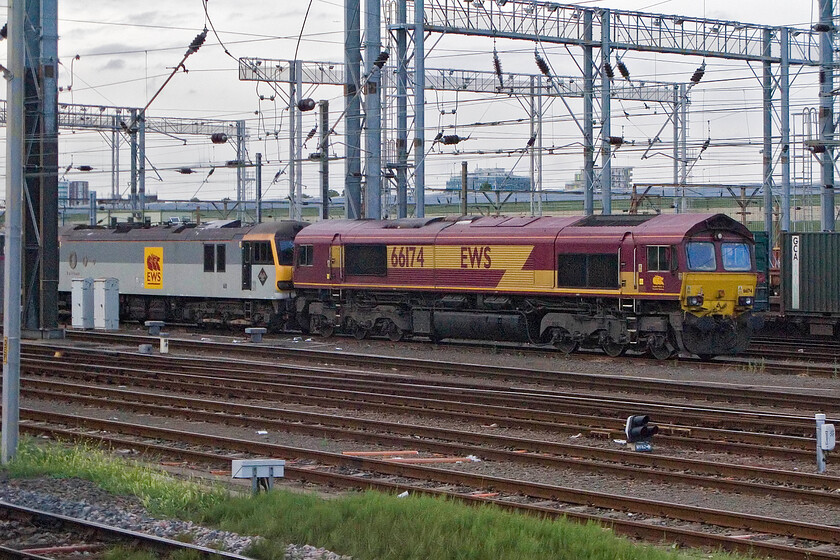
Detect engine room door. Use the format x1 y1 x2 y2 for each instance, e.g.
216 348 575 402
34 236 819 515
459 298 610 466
328 234 342 283
241 241 252 290
619 233 638 294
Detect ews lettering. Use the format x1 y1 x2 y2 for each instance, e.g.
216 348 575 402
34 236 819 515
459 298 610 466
460 246 491 269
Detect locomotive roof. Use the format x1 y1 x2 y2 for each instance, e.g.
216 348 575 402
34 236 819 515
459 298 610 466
59 220 306 243
294 213 752 242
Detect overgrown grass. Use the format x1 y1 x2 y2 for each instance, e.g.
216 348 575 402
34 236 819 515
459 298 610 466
6 439 227 518
6 440 755 560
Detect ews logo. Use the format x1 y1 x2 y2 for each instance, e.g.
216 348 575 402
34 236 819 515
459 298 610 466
460 246 492 269
144 247 164 289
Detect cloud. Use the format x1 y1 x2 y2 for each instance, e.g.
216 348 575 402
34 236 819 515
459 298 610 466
99 58 126 71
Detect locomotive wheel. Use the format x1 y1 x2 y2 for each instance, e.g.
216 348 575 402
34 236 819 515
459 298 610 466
551 328 578 355
385 321 404 342
353 325 369 340
601 340 627 358
311 316 334 338
648 344 674 361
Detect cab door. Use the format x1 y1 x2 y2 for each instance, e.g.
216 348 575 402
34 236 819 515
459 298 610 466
241 241 252 290
327 234 343 283
619 232 638 294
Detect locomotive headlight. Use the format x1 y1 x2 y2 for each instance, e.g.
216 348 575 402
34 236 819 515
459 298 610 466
737 296 754 307
686 295 704 307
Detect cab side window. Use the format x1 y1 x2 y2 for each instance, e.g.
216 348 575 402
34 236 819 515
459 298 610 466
253 241 274 265
297 245 314 267
646 245 671 272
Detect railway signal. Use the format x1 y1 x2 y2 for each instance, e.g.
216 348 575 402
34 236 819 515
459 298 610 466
625 415 658 452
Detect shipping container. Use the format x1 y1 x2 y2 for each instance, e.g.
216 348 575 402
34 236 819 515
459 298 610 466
781 232 840 336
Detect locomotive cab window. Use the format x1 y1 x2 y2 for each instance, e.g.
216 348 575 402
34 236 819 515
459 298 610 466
346 244 387 276
646 245 674 272
721 242 752 271
557 254 618 289
297 245 314 267
277 240 294 265
686 242 716 271
252 241 274 265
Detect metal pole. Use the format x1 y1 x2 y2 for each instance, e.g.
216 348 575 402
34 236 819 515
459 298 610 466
819 0 835 231
289 73 296 219
295 60 303 221
345 0 362 219
111 116 119 199
460 161 468 215
364 0 382 219
3 0 24 464
781 27 791 234
236 120 245 222
763 29 774 251
40 0 59 331
396 0 408 218
130 108 138 220
583 11 594 216
600 9 612 215
256 152 262 223
537 81 543 216
414 0 426 217
89 192 96 226
320 100 330 220
680 83 688 213
672 85 679 197
529 77 535 216
139 113 146 223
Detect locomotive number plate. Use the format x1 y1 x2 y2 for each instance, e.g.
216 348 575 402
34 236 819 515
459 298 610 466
389 246 427 269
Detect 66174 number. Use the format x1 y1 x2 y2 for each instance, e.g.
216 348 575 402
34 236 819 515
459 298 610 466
390 246 425 268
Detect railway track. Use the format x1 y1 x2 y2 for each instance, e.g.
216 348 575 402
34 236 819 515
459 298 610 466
22 346 836 445
13 331 840 558
0 501 250 559
17 416 840 560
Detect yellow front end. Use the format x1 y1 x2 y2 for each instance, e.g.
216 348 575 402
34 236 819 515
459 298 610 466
681 273 757 316
271 239 295 292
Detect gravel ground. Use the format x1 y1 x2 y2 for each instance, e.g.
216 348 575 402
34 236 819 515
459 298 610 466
10 330 840 557
0 474 351 559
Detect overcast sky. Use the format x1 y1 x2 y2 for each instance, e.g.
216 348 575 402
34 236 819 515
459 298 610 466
1 0 826 205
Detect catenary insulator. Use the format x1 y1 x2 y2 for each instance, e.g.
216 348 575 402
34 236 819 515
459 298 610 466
442 135 463 145
297 98 316 112
186 28 207 56
690 63 706 84
535 53 551 78
373 51 390 69
210 133 228 144
603 62 614 79
617 60 630 80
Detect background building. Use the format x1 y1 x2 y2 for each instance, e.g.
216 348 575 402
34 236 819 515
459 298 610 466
445 167 531 191
565 167 634 193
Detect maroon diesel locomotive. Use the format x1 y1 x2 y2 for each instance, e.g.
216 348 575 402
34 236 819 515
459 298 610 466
292 213 759 359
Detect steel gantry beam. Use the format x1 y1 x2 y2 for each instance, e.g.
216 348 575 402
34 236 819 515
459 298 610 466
239 57 677 102
410 0 819 64
401 0 828 229
0 100 247 213
240 56 682 217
